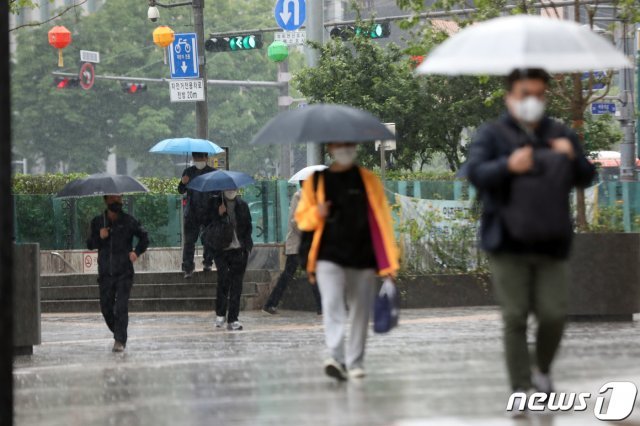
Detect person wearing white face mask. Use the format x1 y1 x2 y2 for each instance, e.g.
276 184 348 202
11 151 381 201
210 189 253 331
462 69 595 404
178 152 217 278
295 142 400 381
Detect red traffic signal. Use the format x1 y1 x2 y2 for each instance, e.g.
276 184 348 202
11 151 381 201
54 77 80 89
121 82 147 94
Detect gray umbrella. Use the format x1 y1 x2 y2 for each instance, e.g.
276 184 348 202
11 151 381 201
250 104 395 145
56 173 149 198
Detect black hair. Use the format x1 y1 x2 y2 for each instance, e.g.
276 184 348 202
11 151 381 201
506 68 551 91
192 152 208 157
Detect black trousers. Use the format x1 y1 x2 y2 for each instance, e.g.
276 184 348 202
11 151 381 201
182 218 213 272
214 249 248 323
98 274 133 345
265 255 322 312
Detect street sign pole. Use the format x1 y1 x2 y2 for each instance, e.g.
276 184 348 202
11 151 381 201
193 0 208 141
305 0 323 166
618 21 636 181
278 60 291 177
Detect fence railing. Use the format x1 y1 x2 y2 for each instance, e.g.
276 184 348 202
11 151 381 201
12 180 640 250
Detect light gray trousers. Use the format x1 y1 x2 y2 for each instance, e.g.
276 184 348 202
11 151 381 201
316 261 377 370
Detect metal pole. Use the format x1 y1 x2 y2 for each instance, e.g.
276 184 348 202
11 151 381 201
278 60 291 177
619 21 637 181
0 0 14 423
193 0 208 140
380 143 386 181
636 24 640 161
305 0 323 166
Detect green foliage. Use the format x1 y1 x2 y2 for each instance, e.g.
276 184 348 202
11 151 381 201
589 204 625 233
12 173 180 194
583 113 624 155
294 27 502 171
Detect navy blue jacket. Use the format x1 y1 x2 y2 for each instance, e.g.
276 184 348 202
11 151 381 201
87 211 149 277
464 113 595 259
178 165 217 224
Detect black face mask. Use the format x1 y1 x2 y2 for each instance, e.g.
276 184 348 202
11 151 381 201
107 202 123 213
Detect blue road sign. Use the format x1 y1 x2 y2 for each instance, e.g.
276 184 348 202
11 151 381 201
170 33 199 79
582 71 606 90
274 0 306 31
591 102 616 115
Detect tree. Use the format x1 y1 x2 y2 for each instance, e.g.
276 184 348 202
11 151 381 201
294 29 502 171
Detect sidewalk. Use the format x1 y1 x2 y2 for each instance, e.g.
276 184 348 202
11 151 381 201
13 307 640 426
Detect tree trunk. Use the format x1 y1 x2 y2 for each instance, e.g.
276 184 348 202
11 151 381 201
571 73 589 231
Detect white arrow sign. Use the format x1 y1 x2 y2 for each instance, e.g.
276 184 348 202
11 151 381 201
280 0 300 25
275 0 305 31
181 62 188 73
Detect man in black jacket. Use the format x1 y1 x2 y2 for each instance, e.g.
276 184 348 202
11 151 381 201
178 152 216 278
464 69 595 399
210 189 253 331
87 195 149 352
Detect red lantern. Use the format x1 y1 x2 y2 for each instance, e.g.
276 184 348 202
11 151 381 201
48 26 72 68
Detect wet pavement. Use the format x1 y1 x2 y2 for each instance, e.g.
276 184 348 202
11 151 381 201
13 307 640 426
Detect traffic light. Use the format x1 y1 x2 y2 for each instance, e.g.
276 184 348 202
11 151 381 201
205 34 264 52
121 82 147 94
330 22 391 41
54 77 80 89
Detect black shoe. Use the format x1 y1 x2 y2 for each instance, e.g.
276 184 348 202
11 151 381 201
203 265 213 272
184 271 193 279
262 306 278 315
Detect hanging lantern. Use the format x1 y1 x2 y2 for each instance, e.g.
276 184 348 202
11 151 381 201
153 25 175 65
48 26 72 68
267 41 289 63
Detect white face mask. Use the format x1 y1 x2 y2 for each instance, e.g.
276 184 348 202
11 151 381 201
224 190 238 200
332 146 358 166
510 96 546 124
194 161 207 170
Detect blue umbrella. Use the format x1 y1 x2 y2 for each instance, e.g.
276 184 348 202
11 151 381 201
187 170 255 192
150 138 224 155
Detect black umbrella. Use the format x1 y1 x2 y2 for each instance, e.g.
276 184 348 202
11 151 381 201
250 104 396 145
56 173 149 198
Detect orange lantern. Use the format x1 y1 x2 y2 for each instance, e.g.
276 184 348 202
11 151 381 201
48 26 72 68
153 26 175 64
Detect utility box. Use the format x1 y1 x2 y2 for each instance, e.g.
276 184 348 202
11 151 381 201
13 243 41 355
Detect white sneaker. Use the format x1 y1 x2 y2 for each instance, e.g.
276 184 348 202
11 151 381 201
215 316 226 328
348 368 366 379
324 358 348 381
532 370 554 394
228 321 243 331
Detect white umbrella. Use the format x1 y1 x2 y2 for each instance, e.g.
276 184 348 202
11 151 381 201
288 165 328 184
416 14 631 75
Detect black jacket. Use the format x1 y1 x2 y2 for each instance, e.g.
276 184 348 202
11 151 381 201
178 165 217 223
87 211 149 277
210 196 253 253
464 113 596 259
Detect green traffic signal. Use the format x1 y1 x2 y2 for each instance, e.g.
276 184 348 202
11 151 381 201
205 34 263 53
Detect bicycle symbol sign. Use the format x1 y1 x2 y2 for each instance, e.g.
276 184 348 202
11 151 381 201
170 33 199 79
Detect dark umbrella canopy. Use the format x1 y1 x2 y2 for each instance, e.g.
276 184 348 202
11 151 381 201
250 104 395 145
56 173 149 198
187 170 255 192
